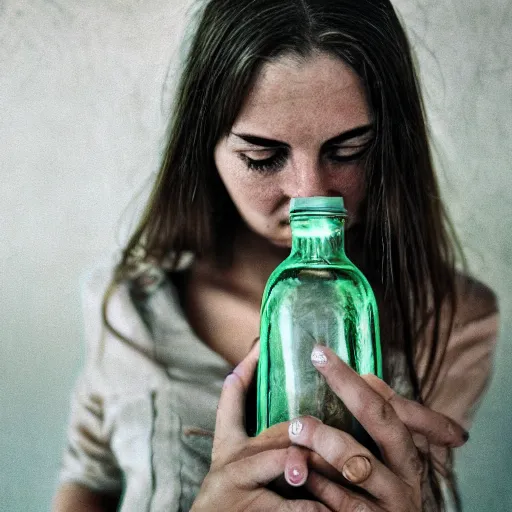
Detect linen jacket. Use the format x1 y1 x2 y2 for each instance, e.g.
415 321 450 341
58 263 499 511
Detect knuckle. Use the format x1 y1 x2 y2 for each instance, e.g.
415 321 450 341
247 435 268 455
312 472 332 496
292 502 320 512
349 501 373 512
376 399 396 423
281 501 320 512
361 397 396 425
329 450 349 472
333 494 353 512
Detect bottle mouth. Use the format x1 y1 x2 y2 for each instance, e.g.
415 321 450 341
289 196 347 216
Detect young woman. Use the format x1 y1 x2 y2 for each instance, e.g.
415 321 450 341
53 0 499 510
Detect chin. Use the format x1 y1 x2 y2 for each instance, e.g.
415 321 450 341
272 239 292 249
264 231 292 249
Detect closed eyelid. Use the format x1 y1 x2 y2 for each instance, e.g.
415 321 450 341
327 144 371 162
238 149 285 164
238 148 288 173
241 148 280 155
328 135 373 149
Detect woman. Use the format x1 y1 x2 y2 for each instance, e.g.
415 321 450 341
53 0 499 510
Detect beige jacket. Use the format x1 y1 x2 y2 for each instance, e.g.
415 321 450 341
58 264 499 511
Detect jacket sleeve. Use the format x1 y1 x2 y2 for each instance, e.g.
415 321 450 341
425 278 499 430
422 278 499 488
58 266 123 494
58 370 123 493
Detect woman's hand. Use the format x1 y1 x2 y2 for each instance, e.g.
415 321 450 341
191 342 329 512
286 345 468 512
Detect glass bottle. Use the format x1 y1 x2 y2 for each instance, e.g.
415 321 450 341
256 196 382 448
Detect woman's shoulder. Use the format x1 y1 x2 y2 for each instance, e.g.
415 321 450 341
80 263 152 356
83 253 190 316
83 255 196 348
77 261 191 389
80 260 175 353
452 271 499 331
420 272 500 428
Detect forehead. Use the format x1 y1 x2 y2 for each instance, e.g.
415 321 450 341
232 52 371 143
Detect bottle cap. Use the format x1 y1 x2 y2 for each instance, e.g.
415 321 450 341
289 196 347 215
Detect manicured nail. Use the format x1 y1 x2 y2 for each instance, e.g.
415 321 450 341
289 418 303 437
311 347 328 366
342 456 372 484
224 369 240 386
448 420 469 446
287 466 306 486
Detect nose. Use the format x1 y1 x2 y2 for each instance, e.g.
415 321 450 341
283 159 332 198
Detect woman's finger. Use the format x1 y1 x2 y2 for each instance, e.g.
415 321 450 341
284 445 309 487
305 471 385 512
361 373 468 447
228 448 291 489
411 432 430 456
288 416 418 506
213 342 260 457
248 421 292 454
310 346 423 487
205 448 325 512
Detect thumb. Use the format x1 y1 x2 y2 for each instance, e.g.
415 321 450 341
213 341 260 457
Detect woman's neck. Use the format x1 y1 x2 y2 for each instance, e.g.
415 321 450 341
228 226 290 296
191 225 288 300
195 223 368 301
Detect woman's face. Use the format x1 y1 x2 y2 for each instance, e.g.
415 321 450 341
214 52 372 249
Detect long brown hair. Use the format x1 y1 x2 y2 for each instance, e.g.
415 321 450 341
103 0 464 508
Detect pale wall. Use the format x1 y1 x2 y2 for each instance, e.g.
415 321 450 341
0 1 510 510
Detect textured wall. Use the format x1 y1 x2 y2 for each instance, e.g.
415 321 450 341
0 1 510 510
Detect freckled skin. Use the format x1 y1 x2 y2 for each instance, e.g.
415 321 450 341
214 52 370 249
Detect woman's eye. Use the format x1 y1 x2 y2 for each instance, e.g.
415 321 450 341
328 143 371 163
239 149 287 173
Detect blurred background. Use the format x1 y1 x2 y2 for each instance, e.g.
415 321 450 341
0 0 510 510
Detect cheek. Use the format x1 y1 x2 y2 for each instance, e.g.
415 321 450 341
243 181 282 212
215 152 282 214
329 165 366 214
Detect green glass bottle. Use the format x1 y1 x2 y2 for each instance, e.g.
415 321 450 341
256 196 382 446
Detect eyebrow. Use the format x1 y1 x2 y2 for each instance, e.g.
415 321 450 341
231 124 374 148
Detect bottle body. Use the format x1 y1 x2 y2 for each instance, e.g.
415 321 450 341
256 199 382 445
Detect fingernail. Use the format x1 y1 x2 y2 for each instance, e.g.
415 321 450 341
224 371 238 385
289 418 304 437
342 456 372 484
286 466 307 486
311 347 328 366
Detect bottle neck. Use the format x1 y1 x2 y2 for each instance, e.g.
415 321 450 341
289 214 346 262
